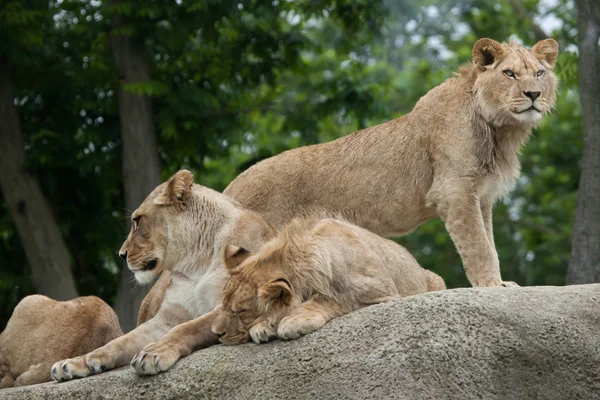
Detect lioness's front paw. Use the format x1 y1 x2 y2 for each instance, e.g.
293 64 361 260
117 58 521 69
500 281 519 287
51 354 108 382
131 342 181 375
249 321 276 344
277 314 326 340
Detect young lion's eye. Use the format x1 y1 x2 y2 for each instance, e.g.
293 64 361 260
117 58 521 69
503 70 515 79
536 70 545 78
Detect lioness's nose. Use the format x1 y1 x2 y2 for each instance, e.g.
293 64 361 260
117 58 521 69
524 91 541 101
118 251 127 261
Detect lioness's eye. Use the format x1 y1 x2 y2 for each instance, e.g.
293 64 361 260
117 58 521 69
536 70 545 78
503 70 515 79
132 216 141 230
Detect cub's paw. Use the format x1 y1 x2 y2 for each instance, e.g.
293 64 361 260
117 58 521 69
51 354 108 382
500 281 519 288
131 342 181 375
249 321 276 344
277 314 326 340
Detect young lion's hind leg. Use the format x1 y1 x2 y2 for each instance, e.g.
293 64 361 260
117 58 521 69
277 297 346 340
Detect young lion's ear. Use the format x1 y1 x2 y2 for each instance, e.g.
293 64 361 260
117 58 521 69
258 278 292 306
531 38 559 68
223 245 251 272
154 170 194 205
472 38 505 67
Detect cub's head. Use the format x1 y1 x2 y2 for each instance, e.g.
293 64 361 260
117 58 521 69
471 38 559 127
212 244 297 345
118 169 195 284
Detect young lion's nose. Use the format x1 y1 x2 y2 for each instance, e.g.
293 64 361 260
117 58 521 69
118 251 127 261
524 91 541 101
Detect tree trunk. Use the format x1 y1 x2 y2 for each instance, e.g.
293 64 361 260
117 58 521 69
567 0 600 284
110 6 162 332
0 59 78 301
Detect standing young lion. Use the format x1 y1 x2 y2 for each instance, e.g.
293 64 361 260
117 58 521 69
0 295 122 388
225 38 559 288
212 218 445 345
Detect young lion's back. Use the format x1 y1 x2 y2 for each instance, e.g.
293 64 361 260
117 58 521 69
309 218 444 297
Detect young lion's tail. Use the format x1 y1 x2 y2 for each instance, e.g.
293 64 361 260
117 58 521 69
425 270 446 292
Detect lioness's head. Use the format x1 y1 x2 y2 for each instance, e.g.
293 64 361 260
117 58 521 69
471 38 558 127
212 244 298 345
118 169 196 284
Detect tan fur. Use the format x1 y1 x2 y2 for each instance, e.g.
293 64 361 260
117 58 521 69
212 218 446 344
224 38 559 288
0 295 122 388
51 170 276 381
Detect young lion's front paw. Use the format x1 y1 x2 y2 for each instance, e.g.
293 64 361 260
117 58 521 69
477 278 520 288
249 321 276 344
277 314 326 340
51 353 110 382
131 342 182 375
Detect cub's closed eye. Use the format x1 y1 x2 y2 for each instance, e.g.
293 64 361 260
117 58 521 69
536 70 545 78
503 70 515 79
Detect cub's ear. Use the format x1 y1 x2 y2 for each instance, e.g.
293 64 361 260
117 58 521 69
223 245 251 272
258 278 292 306
532 38 559 68
472 38 505 67
154 169 194 205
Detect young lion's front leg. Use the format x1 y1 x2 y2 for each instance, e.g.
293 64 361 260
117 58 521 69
131 308 220 375
480 200 518 287
438 188 512 287
277 297 345 340
51 307 186 382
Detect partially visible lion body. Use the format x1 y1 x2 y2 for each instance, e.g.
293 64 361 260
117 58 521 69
0 295 122 388
225 38 559 288
213 218 446 344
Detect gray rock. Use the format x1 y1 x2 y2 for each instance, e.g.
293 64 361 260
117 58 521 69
3 284 600 400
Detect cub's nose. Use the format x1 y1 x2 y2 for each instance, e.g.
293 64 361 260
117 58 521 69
524 91 541 101
118 251 127 261
214 331 225 338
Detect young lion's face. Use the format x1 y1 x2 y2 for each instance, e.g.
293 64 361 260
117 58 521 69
472 38 558 127
212 247 295 345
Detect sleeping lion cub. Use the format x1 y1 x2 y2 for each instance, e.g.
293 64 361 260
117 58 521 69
212 218 445 344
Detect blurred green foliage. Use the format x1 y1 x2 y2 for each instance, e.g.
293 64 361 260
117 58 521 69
0 0 582 329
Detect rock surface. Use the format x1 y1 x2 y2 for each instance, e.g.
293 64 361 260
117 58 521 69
3 284 600 400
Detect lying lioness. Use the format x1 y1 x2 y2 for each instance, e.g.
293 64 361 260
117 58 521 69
0 295 122 388
212 218 446 344
51 171 276 380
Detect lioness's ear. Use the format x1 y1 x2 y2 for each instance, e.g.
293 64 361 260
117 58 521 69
531 38 559 68
154 169 194 205
472 38 505 67
223 245 251 271
258 279 292 306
